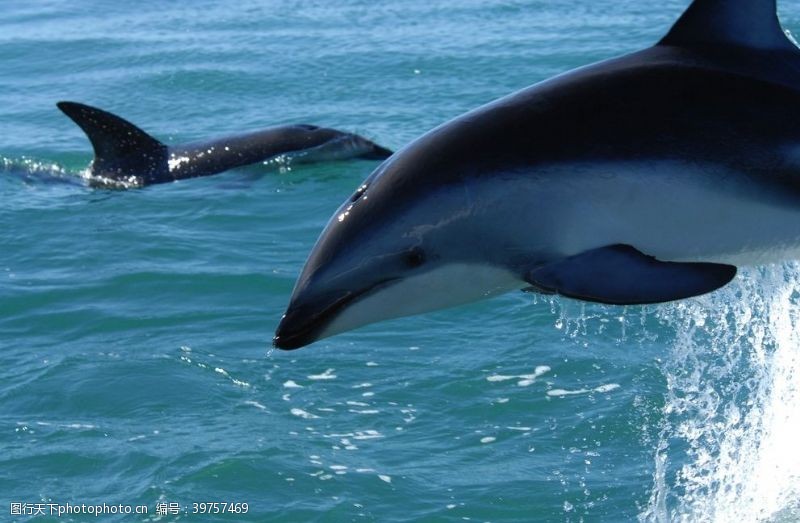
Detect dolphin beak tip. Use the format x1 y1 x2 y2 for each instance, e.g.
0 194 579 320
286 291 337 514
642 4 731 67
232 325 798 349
272 335 292 350
273 323 299 350
273 311 316 350
272 332 302 351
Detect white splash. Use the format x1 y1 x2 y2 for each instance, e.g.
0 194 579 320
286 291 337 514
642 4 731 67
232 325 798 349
308 369 337 380
349 409 380 415
487 365 551 387
547 383 619 397
547 388 588 397
641 264 800 523
290 408 319 420
325 430 383 441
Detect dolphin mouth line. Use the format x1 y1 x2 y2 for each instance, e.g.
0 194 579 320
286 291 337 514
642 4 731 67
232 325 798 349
274 277 400 350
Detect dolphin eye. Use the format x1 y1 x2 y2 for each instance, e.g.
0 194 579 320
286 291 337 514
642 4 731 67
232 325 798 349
405 247 426 268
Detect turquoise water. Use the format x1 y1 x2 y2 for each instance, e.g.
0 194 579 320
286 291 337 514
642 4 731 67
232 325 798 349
3 1 800 521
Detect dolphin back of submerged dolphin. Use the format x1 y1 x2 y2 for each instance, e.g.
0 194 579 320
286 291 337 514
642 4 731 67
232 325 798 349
57 101 392 187
274 0 800 349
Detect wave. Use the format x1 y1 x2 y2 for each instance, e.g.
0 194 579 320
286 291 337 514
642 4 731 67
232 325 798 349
0 155 84 186
641 264 800 522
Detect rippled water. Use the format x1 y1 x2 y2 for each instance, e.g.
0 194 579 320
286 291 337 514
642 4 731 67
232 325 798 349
3 1 800 521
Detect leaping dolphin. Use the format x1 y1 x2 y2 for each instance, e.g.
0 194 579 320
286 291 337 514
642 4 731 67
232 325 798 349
274 0 800 349
57 101 392 188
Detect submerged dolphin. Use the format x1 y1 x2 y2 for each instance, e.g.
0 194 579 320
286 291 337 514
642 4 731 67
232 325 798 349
274 0 800 349
57 101 392 188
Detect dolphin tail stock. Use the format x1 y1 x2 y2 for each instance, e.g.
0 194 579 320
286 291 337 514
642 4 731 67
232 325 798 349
56 101 168 181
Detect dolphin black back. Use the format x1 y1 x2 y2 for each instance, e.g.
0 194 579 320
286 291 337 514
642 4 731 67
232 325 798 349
57 101 168 184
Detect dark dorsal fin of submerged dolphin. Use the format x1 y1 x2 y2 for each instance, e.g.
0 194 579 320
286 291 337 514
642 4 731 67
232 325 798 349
56 101 392 188
273 0 800 349
57 101 169 183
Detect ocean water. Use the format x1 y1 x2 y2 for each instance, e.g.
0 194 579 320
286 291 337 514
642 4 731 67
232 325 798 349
2 0 800 521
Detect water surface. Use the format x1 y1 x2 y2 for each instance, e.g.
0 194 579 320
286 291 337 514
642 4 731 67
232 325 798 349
2 1 800 521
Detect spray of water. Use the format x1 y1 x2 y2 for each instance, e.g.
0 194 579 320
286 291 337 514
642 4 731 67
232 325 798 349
641 264 800 522
0 155 77 185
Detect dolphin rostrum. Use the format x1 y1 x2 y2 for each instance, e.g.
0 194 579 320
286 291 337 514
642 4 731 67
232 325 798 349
274 0 800 349
57 101 392 188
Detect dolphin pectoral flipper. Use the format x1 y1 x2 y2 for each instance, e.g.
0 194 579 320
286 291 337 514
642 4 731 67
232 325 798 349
525 245 737 305
57 101 167 180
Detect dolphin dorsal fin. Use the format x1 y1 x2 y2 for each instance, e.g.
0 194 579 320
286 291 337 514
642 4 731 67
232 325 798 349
57 101 167 177
659 0 797 51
